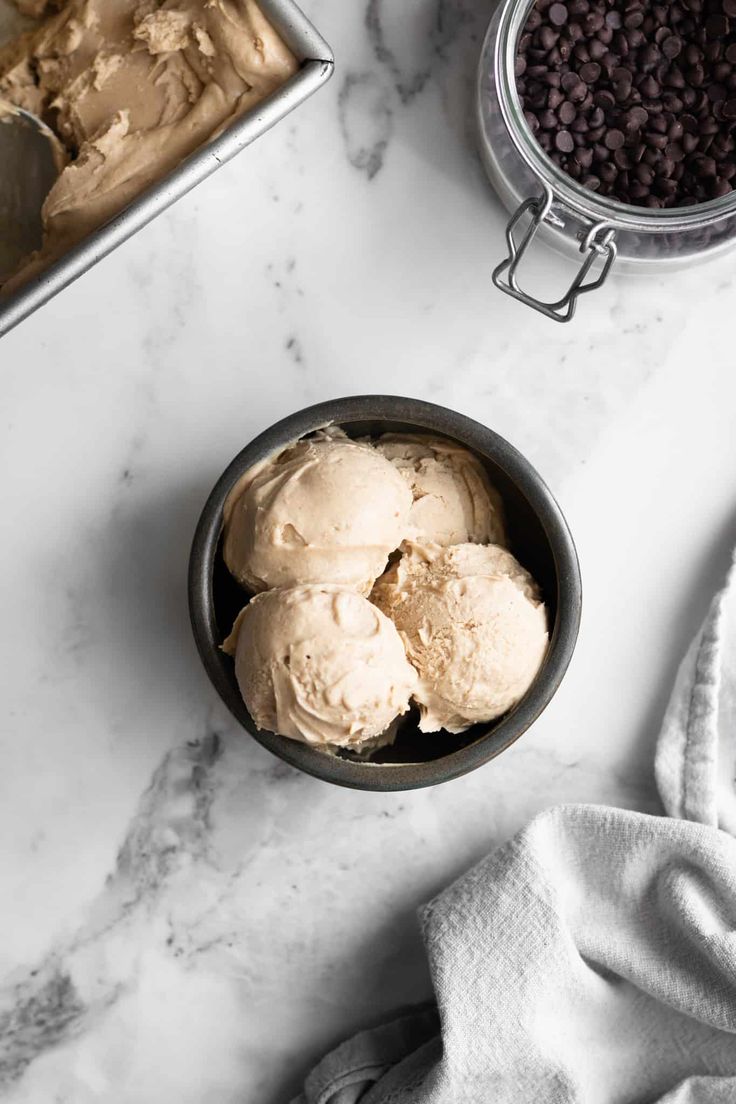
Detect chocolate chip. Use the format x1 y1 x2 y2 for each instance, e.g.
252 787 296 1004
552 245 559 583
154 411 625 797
555 129 575 151
583 9 604 32
662 35 683 58
593 89 616 108
662 92 684 112
696 155 718 175
666 67 686 91
605 128 626 149
549 2 569 25
636 162 655 184
614 77 633 101
579 61 601 81
558 99 577 123
540 25 558 49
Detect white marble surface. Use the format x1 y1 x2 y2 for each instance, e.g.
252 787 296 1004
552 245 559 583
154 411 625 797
2 0 736 1100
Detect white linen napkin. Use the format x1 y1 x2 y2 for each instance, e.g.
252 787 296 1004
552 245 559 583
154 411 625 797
293 553 736 1104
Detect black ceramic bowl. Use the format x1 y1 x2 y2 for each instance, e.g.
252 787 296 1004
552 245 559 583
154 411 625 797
188 396 581 791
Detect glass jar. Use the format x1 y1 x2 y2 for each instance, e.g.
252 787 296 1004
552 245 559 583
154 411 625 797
477 0 736 321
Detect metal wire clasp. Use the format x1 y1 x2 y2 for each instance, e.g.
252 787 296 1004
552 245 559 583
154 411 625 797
492 185 617 323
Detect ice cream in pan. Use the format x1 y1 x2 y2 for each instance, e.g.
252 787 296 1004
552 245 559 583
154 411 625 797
221 428 549 752
0 0 298 291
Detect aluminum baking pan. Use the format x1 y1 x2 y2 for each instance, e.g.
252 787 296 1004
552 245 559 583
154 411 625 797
0 0 333 338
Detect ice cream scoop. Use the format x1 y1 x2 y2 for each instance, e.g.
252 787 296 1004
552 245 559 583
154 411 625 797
0 101 62 282
375 434 506 547
223 430 412 595
373 542 548 733
223 584 418 749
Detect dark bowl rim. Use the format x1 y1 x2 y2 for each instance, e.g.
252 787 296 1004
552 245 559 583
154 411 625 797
188 394 582 791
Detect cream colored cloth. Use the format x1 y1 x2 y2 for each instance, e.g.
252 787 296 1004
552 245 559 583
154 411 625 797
293 554 736 1104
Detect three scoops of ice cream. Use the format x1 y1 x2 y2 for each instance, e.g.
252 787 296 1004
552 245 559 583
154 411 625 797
221 427 549 753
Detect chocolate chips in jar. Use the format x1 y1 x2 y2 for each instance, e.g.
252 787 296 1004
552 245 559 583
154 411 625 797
515 0 736 207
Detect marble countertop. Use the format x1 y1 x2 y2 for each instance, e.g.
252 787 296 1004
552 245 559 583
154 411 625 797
3 0 736 1100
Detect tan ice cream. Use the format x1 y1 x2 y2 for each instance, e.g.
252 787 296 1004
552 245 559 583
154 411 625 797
373 541 548 733
0 0 298 291
375 434 506 548
223 584 418 749
223 430 413 595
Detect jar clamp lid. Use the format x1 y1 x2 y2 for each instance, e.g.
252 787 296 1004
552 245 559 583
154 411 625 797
492 184 618 322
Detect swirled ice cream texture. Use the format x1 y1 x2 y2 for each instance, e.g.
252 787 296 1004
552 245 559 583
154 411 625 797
223 430 413 595
372 541 548 733
375 434 506 548
0 0 298 291
223 585 418 749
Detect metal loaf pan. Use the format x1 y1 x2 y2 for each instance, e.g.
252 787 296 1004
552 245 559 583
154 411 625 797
0 0 333 337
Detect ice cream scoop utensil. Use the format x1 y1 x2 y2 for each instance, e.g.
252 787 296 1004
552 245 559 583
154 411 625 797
0 103 61 282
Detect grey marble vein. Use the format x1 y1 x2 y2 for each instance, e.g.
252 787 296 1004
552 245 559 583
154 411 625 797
366 0 477 104
0 733 224 1087
338 73 394 180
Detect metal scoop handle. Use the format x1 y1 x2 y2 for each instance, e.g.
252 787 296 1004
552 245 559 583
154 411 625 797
0 102 62 283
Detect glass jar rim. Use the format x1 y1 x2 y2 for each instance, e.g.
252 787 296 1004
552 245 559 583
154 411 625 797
493 0 736 232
